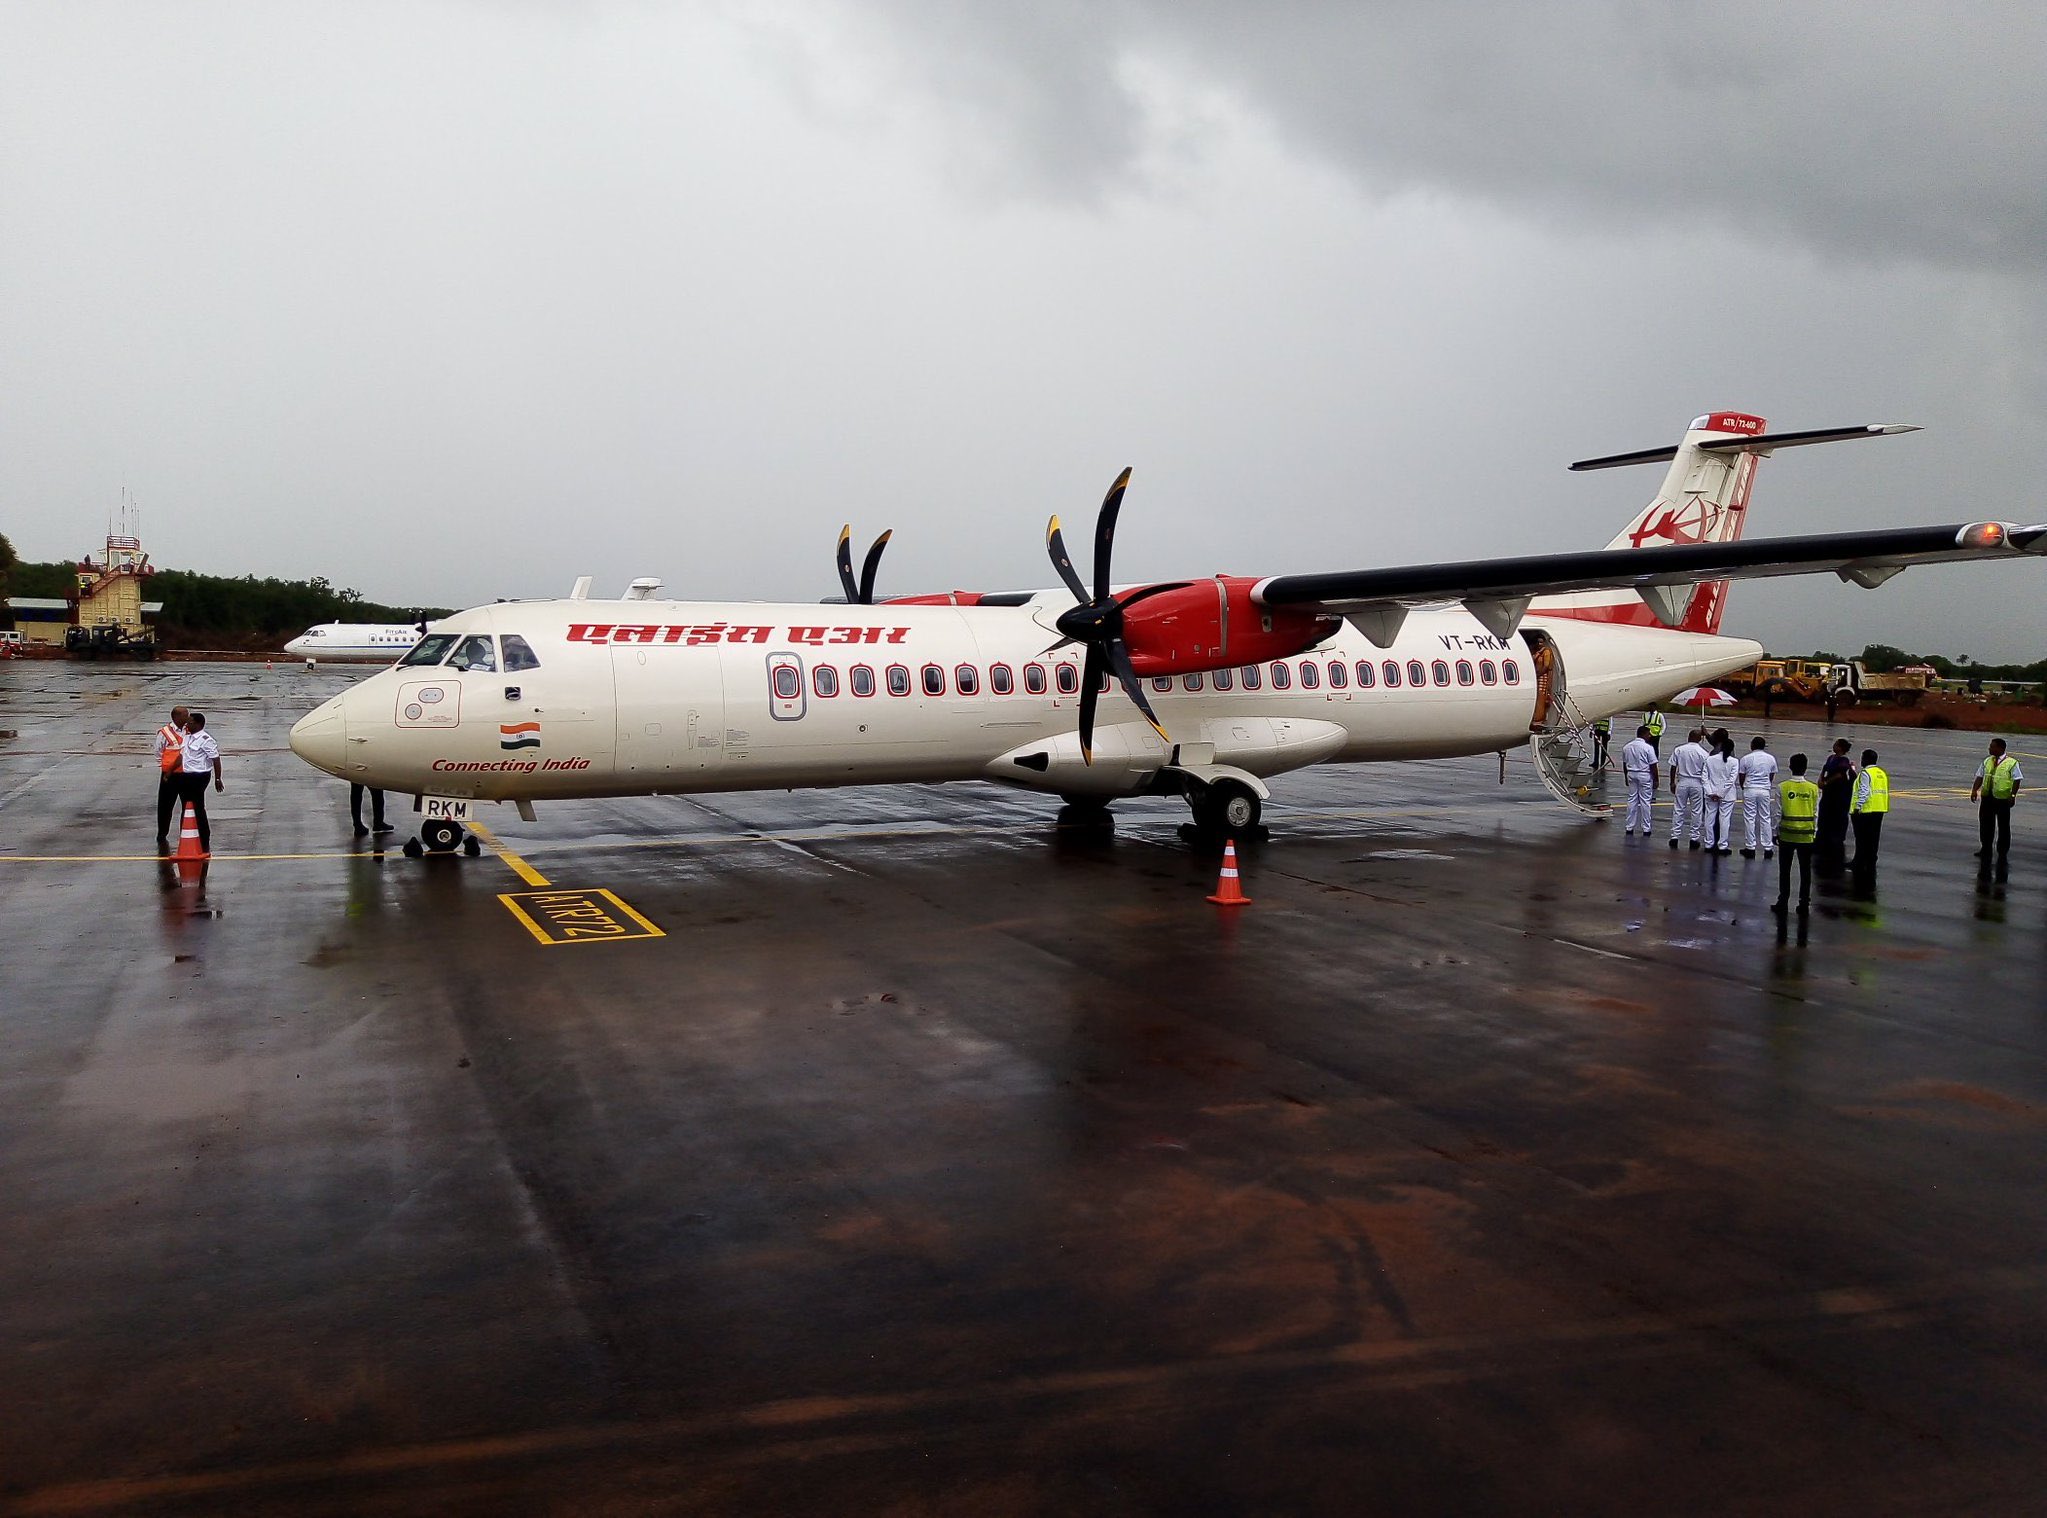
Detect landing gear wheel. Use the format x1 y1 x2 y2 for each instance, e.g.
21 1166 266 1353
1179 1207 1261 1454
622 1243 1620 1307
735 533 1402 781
1193 780 1261 838
421 819 463 853
1055 796 1115 831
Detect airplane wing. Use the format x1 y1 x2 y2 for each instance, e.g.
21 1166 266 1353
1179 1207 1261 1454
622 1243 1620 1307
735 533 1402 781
1253 520 2047 644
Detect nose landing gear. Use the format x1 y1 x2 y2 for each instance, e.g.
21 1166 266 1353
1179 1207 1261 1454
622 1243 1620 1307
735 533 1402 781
404 819 483 858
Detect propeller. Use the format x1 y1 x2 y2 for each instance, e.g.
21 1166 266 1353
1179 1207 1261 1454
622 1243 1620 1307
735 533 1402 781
1045 468 1191 764
836 526 894 604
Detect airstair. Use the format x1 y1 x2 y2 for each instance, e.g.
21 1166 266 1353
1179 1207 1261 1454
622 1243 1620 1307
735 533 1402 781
1528 689 1612 817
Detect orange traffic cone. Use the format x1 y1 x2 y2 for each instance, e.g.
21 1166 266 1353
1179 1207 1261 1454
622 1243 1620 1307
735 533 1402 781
1206 840 1251 905
173 799 208 879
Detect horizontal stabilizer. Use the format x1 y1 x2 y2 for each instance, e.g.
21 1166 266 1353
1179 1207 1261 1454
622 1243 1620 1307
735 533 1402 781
1569 424 1917 471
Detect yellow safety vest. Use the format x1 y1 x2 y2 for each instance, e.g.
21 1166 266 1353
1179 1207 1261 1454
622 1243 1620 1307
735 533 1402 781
1981 755 2019 801
1646 711 1665 737
1857 765 1890 814
1778 778 1820 844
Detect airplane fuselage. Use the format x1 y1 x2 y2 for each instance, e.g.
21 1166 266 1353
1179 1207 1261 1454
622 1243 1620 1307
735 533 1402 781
288 593 1759 806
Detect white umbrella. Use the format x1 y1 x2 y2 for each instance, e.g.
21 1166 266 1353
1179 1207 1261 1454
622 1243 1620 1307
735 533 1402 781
1675 685 1736 710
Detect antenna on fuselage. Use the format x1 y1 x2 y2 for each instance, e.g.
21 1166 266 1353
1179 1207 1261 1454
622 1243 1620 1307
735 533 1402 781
568 575 593 601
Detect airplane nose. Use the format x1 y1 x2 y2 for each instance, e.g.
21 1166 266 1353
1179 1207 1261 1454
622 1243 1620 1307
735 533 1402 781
289 698 349 776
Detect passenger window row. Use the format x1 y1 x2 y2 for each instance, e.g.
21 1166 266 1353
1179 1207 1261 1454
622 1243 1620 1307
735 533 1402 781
795 654 1521 699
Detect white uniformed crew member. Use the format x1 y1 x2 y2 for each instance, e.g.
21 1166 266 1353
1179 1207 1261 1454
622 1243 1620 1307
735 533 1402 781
1702 736 1739 854
1621 725 1658 835
177 711 226 853
153 703 190 850
1668 727 1710 850
1737 735 1778 859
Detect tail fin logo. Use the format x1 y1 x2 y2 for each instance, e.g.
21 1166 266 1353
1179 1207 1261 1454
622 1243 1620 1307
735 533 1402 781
500 721 542 751
1628 499 1723 548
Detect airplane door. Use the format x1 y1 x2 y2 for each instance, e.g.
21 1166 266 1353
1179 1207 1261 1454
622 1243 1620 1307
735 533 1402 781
613 647 722 780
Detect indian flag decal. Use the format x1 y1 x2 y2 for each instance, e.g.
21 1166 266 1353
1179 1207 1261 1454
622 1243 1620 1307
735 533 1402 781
500 721 542 751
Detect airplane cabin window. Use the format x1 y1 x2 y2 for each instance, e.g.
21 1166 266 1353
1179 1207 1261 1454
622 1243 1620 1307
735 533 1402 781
449 635 498 673
1152 677 1173 693
1055 663 1078 695
1328 661 1347 688
1024 663 1047 695
773 665 802 700
990 664 1013 695
1298 662 1319 689
814 665 839 697
851 664 876 696
955 664 979 695
1213 668 1234 691
1184 672 1204 691
1240 665 1261 691
401 634 458 667
502 634 542 672
1479 660 1497 685
1503 659 1521 685
1456 660 1474 686
1355 660 1376 688
921 664 945 696
1431 660 1450 686
887 663 911 696
1270 662 1291 690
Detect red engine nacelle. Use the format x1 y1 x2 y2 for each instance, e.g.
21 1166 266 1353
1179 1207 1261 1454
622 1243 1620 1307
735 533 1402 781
1119 577 1337 677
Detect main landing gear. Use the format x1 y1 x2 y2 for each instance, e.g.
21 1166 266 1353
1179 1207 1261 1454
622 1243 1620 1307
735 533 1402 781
1179 778 1266 849
404 819 483 859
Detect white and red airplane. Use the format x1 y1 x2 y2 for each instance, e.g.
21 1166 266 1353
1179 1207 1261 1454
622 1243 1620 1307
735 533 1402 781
289 412 2043 856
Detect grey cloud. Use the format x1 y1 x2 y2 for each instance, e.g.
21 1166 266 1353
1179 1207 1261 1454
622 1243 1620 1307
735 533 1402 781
815 0 2047 270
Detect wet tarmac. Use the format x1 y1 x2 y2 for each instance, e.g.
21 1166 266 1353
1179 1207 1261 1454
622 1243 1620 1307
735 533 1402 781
3 662 2046 1516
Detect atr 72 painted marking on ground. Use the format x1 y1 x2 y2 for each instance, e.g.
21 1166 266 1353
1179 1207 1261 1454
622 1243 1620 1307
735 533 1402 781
498 887 666 946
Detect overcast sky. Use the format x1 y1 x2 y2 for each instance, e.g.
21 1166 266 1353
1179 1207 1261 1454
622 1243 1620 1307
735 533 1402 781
3 1 2042 656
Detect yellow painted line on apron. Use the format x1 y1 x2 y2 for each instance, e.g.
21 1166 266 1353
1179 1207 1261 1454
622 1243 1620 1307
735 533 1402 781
468 820 551 888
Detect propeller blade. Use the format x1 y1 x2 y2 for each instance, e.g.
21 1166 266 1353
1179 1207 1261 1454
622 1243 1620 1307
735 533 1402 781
1092 468 1131 604
1112 580 1193 612
858 530 892 604
1046 516 1089 605
1077 643 1104 764
836 526 860 604
1106 636 1171 744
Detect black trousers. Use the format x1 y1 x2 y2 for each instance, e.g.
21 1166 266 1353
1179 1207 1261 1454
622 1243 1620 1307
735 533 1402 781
1776 841 1814 906
1592 731 1609 767
1851 812 1883 872
1817 794 1851 859
156 772 181 837
175 773 213 850
1979 799 2014 858
350 783 387 827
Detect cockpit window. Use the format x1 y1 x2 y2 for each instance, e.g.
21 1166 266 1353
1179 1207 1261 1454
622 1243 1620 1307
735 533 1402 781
501 634 541 672
400 633 458 667
448 635 498 673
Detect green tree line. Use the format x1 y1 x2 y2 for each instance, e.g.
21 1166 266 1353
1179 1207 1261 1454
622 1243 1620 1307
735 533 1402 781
7 557 450 644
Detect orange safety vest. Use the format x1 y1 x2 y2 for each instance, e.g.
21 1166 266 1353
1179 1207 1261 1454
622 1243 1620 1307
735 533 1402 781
158 724 184 774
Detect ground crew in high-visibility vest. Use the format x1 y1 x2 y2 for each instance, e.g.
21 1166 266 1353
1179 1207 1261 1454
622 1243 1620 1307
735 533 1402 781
153 704 190 851
1970 737 2024 864
1645 706 1666 755
1591 714 1611 771
1774 753 1820 915
1850 748 1888 877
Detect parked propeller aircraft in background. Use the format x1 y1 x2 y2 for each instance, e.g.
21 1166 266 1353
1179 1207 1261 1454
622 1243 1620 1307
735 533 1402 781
289 412 2045 857
285 618 438 664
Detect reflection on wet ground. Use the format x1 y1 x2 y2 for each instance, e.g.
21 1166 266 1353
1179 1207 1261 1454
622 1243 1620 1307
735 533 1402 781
2 663 2045 1515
